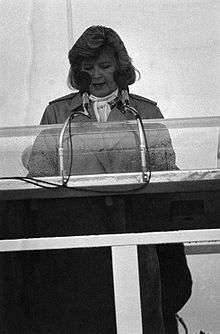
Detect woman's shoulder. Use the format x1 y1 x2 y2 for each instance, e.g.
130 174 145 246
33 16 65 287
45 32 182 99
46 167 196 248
129 93 158 106
41 92 81 124
129 93 163 119
48 92 78 105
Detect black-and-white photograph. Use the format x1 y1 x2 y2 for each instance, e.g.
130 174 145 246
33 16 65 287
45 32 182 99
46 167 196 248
0 1 219 333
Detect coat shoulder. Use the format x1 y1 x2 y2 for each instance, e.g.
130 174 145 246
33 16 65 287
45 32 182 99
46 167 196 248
41 92 80 124
49 92 78 105
129 93 158 106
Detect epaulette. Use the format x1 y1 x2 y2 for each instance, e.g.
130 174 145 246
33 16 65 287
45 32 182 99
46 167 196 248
130 93 157 106
49 92 78 105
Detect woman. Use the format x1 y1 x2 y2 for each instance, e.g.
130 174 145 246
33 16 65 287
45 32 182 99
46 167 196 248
26 26 192 333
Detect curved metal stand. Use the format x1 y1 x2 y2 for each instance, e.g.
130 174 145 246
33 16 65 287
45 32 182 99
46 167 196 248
58 110 90 185
123 105 149 182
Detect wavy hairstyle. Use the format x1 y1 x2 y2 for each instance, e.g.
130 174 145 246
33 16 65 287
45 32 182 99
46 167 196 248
67 25 140 90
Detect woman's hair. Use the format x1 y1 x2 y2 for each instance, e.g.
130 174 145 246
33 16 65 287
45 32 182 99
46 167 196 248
67 25 140 90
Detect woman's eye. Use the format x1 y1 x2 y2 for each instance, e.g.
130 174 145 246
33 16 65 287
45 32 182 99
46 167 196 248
83 64 93 71
84 67 93 71
101 64 110 69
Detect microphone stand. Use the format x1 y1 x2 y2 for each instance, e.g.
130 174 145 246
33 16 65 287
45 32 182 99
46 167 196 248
119 94 149 183
58 109 90 185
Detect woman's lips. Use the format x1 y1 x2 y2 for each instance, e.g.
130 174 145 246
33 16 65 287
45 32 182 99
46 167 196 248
92 83 105 88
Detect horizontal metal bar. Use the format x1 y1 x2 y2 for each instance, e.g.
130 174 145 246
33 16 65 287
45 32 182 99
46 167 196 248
0 229 219 253
0 169 219 196
185 241 220 255
0 117 219 136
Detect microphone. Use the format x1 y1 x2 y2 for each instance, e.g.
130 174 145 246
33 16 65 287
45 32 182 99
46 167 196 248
114 70 149 182
113 70 130 107
75 71 92 116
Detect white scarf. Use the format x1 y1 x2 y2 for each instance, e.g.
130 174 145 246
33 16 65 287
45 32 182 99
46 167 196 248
90 89 118 122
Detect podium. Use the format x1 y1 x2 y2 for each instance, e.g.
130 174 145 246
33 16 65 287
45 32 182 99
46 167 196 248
0 117 220 333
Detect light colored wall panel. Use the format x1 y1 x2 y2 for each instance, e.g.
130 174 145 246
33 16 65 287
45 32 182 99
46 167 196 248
24 0 70 125
0 0 33 126
179 254 220 333
0 0 70 127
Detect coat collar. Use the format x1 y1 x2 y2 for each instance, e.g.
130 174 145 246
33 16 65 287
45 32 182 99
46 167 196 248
69 92 134 122
70 92 83 111
69 93 96 121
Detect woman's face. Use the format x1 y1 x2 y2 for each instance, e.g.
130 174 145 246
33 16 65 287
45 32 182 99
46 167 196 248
81 50 118 97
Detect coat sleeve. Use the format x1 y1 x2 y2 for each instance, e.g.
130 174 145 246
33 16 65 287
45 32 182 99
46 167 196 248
27 104 60 176
139 103 179 172
40 104 58 125
139 101 193 317
157 243 192 316
27 128 59 177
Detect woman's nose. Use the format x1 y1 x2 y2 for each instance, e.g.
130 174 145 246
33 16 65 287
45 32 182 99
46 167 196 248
93 66 102 78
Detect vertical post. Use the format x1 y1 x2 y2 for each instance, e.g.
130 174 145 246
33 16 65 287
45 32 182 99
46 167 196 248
65 0 74 48
111 245 143 334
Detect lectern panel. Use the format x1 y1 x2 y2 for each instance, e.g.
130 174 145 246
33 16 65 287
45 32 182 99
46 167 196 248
0 117 219 238
0 117 219 181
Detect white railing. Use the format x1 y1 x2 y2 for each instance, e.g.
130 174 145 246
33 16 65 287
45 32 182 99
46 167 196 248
1 228 219 334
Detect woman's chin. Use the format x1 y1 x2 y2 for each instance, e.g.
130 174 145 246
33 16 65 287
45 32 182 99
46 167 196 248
90 86 107 97
90 88 118 98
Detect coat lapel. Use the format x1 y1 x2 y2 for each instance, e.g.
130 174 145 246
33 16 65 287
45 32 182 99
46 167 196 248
69 93 97 122
107 106 128 121
107 102 136 122
68 92 136 123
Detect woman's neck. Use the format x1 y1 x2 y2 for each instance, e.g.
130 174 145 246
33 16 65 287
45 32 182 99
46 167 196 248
90 89 118 102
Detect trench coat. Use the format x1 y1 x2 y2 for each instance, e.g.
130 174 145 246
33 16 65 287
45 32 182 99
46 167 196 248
3 93 192 333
